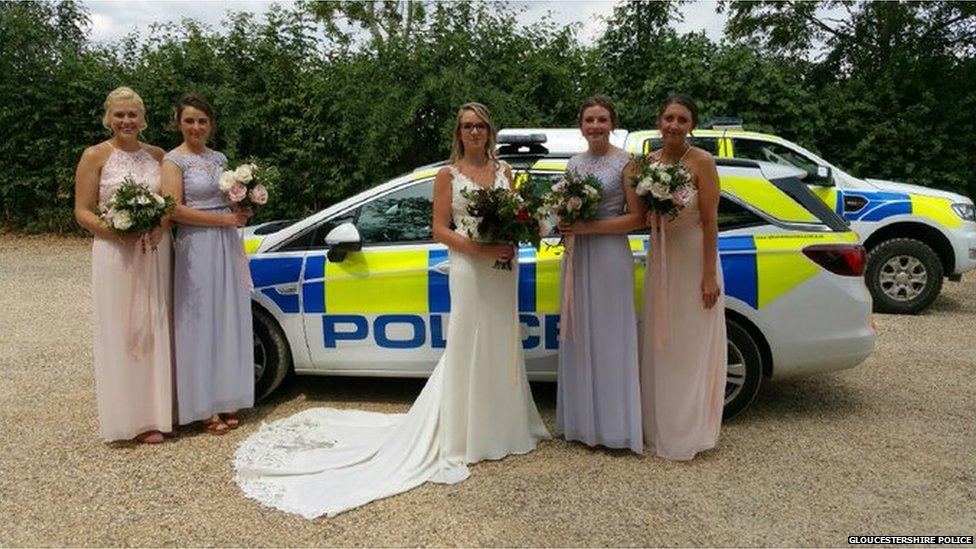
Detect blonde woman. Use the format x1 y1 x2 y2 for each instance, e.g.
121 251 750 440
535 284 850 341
234 103 549 519
74 87 174 444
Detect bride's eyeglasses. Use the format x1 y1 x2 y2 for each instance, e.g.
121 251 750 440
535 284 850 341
461 123 489 133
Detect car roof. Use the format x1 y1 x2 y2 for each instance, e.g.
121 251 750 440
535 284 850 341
498 128 629 155
255 141 843 251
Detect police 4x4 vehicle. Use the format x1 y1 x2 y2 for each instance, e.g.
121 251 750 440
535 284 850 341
244 132 875 418
626 121 976 314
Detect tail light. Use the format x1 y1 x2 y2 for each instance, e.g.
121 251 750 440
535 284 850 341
802 244 867 276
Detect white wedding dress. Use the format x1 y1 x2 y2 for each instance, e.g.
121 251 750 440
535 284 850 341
234 163 550 519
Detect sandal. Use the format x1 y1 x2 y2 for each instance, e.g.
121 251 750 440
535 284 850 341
220 412 240 430
203 415 229 435
135 430 164 444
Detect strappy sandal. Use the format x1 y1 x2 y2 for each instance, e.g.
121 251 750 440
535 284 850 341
220 412 240 430
203 415 229 435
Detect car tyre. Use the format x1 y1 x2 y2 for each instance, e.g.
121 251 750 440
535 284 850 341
724 319 763 420
253 305 292 401
866 238 943 314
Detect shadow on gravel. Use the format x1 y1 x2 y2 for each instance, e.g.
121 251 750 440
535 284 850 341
244 374 559 423
927 295 965 314
728 373 865 425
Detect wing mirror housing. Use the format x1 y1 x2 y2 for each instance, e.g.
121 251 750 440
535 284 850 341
325 222 362 262
808 165 834 186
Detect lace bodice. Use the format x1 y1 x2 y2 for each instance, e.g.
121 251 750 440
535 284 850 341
449 162 509 240
163 149 229 210
565 148 631 219
98 146 161 208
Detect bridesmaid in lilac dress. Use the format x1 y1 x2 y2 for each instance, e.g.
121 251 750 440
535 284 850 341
161 93 254 435
555 96 645 453
640 94 726 460
74 87 173 444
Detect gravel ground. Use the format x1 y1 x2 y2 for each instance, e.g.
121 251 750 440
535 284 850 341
1 235 974 547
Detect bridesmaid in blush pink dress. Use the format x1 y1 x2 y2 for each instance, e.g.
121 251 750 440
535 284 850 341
74 87 174 444
640 94 726 460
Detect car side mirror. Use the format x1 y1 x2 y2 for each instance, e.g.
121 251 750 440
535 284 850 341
325 222 362 262
808 165 834 186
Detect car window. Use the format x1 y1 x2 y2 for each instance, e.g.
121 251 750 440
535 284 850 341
734 139 819 173
643 137 719 155
718 196 767 230
355 179 434 245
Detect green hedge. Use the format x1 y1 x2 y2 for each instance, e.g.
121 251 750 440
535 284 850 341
1 1 973 233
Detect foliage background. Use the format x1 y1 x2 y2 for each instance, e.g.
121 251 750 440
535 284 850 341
1 0 973 232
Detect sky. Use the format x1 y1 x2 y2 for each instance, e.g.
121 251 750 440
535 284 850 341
84 0 730 45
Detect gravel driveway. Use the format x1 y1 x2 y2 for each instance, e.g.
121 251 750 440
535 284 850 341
1 235 973 547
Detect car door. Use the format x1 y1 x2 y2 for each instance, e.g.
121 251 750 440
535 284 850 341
300 178 446 374
730 137 839 208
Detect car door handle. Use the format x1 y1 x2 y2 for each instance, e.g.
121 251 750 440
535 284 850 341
431 261 450 275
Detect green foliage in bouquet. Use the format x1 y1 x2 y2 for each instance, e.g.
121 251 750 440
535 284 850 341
100 177 176 233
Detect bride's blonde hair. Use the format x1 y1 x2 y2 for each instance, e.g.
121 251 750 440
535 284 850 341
449 102 497 163
101 86 147 134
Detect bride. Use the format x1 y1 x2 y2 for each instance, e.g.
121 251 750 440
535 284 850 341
234 102 550 519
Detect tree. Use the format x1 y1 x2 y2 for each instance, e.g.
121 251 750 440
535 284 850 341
720 0 976 201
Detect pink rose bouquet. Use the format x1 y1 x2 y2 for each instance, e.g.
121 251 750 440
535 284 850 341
219 161 275 208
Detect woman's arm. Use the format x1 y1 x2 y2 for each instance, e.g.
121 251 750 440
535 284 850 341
694 151 722 309
432 167 512 263
560 159 646 236
160 159 245 228
74 145 136 241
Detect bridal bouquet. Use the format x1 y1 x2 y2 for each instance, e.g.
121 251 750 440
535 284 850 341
459 186 546 270
542 170 602 243
100 176 175 235
631 157 695 220
219 161 274 208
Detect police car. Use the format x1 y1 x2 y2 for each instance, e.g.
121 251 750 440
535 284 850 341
626 121 976 314
243 133 875 418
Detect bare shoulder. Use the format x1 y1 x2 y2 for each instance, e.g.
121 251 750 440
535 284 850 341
81 141 112 164
688 146 716 167
499 159 512 177
435 165 455 188
141 143 166 161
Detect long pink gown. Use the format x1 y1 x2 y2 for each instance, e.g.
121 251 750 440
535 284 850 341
91 144 174 441
640 160 726 461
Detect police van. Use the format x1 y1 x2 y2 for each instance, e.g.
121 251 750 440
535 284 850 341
244 133 875 418
626 122 976 314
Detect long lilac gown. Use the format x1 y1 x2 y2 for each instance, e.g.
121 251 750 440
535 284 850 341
640 153 726 460
91 144 174 440
164 149 254 424
556 148 643 454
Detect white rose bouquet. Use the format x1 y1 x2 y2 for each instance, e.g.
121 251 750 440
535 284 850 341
219 161 275 208
100 176 175 234
631 157 695 220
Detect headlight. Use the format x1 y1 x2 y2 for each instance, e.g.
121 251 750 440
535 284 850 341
951 203 976 221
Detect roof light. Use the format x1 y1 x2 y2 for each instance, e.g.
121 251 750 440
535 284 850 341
497 133 547 145
702 117 743 130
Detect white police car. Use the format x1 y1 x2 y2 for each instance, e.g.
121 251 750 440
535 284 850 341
244 134 875 418
626 121 976 314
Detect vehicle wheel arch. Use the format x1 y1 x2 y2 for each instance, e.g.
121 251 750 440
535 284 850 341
862 221 955 275
724 308 773 379
251 299 294 401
